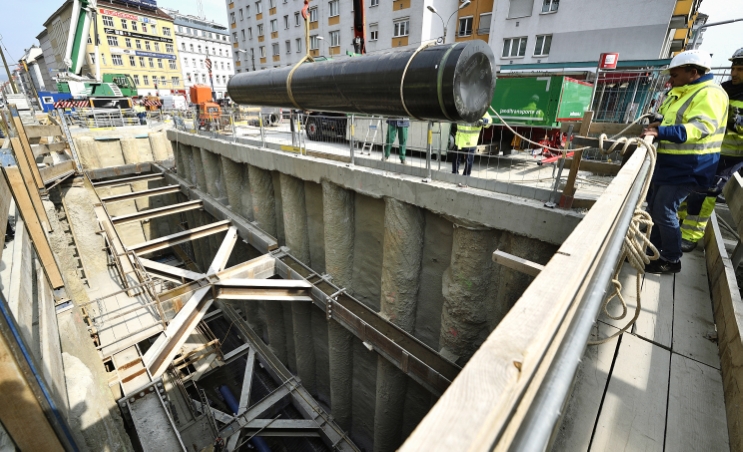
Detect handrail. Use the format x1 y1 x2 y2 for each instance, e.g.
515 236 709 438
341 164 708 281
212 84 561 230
400 144 651 451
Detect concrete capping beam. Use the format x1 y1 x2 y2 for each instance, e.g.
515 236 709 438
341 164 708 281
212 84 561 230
167 131 582 245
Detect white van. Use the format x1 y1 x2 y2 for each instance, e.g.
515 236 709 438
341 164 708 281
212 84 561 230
161 95 187 110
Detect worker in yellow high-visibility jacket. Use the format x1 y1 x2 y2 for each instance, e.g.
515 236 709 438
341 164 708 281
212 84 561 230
452 112 491 176
642 50 728 274
679 48 743 252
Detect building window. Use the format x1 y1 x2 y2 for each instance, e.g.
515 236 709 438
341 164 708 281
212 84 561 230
157 59 163 68
242 29 246 41
87 36 92 44
329 30 340 47
233 32 238 42
310 7 318 22
169 59 177 69
393 19 409 37
102 15 114 27
121 19 128 30
502 37 527 57
508 0 535 19
142 23 148 33
227 62 231 70
131 21 138 31
101 54 106 65
284 15 289 29
202 74 207 83
295 12 301 26
163 27 171 36
542 0 558 13
125 38 132 48
139 57 145 67
231 12 236 23
270 0 276 7
258 24 264 36
89 53 95 64
271 19 278 32
247 5 251 16
172 76 179 86
248 27 253 38
239 8 244 20
329 0 339 17
185 59 189 67
458 17 473 37
256 1 263 14
133 75 140 85
182 43 186 51
310 34 319 50
260 46 266 57
143 75 149 85
296 38 302 52
272 43 280 56
151 24 157 34
370 0 379 6
478 13 491 34
129 55 136 65
112 55 123 66
107 36 118 46
200 59 204 68
154 42 160 51
198 45 202 53
286 40 291 53
178 26 183 33
533 34 552 55
135 39 142 49
166 43 173 53
148 57 155 68
145 41 152 51
369 24 378 41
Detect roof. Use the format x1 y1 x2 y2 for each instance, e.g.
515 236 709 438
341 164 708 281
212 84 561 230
161 8 229 34
96 0 174 21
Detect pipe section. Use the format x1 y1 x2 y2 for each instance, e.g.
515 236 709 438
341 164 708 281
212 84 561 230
227 41 495 123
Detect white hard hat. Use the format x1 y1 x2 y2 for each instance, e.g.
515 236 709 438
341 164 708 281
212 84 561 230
664 49 712 73
730 48 743 64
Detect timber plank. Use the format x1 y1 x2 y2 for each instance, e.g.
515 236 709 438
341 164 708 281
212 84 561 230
8 138 50 230
550 322 619 452
24 125 62 139
591 333 670 452
673 249 719 369
10 111 45 190
665 353 728 451
32 142 68 158
634 273 673 349
2 168 64 288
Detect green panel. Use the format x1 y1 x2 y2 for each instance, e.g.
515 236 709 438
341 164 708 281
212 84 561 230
490 76 564 126
556 78 593 122
69 9 89 74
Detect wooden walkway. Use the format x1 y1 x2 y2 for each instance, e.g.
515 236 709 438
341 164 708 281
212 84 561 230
552 247 729 452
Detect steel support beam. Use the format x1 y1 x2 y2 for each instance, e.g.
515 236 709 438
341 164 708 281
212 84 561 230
238 348 256 414
207 226 238 275
112 199 203 225
128 220 231 256
101 184 181 203
215 278 313 302
92 172 164 187
139 258 205 282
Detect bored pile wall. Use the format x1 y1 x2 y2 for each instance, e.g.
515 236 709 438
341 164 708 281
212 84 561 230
166 131 574 452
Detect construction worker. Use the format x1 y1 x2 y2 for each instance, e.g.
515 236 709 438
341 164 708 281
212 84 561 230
452 112 491 176
642 49 728 273
678 48 743 252
383 117 410 164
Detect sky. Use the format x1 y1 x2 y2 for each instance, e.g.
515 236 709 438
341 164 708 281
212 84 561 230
0 0 740 81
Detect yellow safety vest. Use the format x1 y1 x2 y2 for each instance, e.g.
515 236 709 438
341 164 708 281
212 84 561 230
722 98 743 157
455 112 491 148
658 80 728 155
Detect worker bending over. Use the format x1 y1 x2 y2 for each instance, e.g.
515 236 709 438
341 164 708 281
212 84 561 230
452 112 491 176
642 50 728 273
679 48 743 251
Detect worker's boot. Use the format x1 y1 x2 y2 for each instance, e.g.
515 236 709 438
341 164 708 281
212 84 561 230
644 258 681 274
681 239 698 252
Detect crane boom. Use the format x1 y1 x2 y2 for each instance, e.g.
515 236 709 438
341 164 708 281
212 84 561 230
64 0 97 76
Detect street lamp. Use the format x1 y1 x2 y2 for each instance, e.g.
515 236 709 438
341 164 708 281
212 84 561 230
427 0 470 44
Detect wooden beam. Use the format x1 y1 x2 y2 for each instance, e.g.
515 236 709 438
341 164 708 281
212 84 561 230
2 168 64 288
9 107 45 190
128 219 231 255
8 138 50 231
207 226 238 275
215 278 313 302
92 173 164 187
139 258 205 282
32 142 68 158
399 138 652 451
111 199 202 225
492 250 544 277
101 185 181 203
143 286 213 378
24 124 63 139
40 161 76 185
559 111 593 209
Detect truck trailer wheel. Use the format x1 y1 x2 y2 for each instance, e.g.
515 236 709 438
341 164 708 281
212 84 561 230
306 118 320 141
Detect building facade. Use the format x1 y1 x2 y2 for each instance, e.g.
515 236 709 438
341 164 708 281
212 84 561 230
162 9 234 100
483 0 702 68
41 0 184 97
225 0 454 73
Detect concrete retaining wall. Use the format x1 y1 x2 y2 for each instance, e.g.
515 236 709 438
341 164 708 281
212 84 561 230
72 131 174 171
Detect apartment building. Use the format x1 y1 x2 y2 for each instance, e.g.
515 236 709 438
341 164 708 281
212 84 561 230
226 0 459 72
162 9 235 100
41 0 183 96
482 0 702 68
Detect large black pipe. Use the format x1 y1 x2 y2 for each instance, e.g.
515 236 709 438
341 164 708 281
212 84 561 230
227 41 495 123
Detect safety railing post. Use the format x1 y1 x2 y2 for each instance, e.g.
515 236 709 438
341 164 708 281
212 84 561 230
426 121 433 181
231 112 236 142
350 114 355 165
259 114 266 148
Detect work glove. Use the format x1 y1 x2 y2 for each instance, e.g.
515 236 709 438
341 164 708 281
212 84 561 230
476 120 485 127
728 108 743 131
